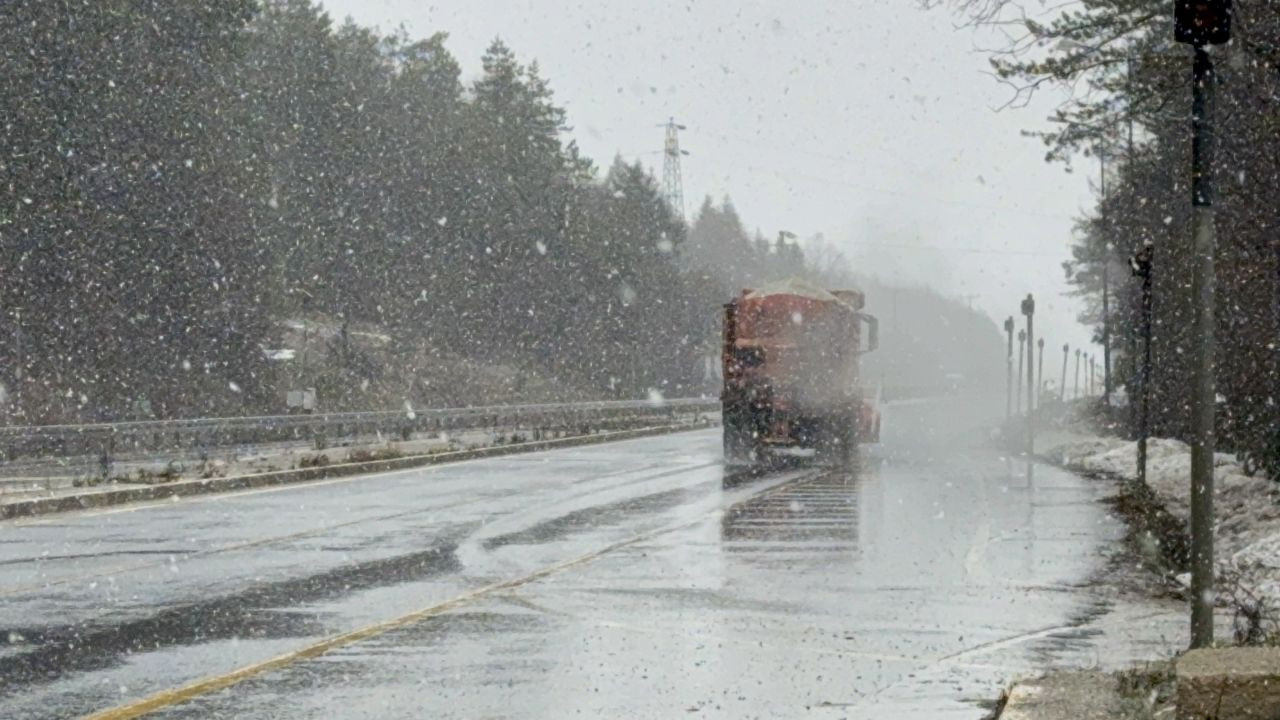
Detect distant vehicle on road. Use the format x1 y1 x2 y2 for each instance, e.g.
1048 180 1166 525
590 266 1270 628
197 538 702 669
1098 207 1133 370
721 278 879 466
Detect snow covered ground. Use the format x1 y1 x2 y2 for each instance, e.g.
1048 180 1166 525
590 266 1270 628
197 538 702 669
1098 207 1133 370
1045 435 1280 617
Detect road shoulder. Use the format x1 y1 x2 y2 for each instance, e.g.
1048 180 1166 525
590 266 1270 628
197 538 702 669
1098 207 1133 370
998 666 1173 720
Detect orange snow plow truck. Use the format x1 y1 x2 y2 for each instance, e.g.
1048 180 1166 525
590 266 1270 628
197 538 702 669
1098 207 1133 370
721 278 879 465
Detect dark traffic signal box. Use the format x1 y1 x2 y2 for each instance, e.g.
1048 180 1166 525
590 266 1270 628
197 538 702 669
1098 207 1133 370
1175 0 1232 46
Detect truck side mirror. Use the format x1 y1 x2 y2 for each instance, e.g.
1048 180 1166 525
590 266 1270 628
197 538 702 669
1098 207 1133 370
859 314 879 355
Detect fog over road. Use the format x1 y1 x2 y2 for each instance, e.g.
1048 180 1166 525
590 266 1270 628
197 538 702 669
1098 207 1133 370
0 396 1187 719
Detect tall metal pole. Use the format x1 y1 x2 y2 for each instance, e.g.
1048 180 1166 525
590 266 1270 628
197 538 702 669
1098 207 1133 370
1129 319 1140 426
1127 57 1139 428
1004 317 1014 421
1188 43 1218 650
1132 241 1154 487
1037 338 1045 409
1017 329 1026 415
1022 294 1036 462
1074 349 1081 399
1141 269 1154 484
661 118 687 222
1060 343 1069 403
1100 150 1112 406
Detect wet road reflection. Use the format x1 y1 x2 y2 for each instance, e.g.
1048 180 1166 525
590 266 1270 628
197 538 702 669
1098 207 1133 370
721 470 859 548
0 397 1194 719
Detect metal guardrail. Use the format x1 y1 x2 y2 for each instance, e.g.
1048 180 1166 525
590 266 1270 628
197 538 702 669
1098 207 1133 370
0 398 720 464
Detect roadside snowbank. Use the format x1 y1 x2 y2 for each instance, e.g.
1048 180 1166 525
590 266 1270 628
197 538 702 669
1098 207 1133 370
1048 436 1280 609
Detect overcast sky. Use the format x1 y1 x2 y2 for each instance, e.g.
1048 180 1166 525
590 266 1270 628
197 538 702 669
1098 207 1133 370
321 0 1100 355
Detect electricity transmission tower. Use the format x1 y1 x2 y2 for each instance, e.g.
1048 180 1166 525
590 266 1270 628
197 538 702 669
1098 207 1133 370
661 118 688 221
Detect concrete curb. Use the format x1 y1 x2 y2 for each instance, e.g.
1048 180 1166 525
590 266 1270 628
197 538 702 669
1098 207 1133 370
0 420 716 521
994 684 1035 720
995 672 1126 719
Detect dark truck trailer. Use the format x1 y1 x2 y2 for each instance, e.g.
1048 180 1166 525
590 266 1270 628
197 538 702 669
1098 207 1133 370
721 278 879 466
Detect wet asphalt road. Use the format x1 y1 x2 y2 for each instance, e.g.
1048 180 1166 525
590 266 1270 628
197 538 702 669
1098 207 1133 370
0 396 1188 719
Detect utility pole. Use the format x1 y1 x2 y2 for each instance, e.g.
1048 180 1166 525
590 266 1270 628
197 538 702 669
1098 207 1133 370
1099 149 1112 407
1175 0 1229 649
1022 294 1036 462
1131 241 1155 486
661 118 688 222
1004 317 1015 421
1060 344 1070 403
1017 329 1026 415
1074 349 1082 399
1186 44 1218 646
1037 338 1045 408
1127 56 1140 428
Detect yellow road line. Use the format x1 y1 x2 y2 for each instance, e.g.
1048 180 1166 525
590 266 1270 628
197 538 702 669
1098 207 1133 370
82 521 691 720
85 470 814 720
